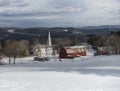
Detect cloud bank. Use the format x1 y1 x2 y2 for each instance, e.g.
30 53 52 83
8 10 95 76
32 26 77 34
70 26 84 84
0 0 119 27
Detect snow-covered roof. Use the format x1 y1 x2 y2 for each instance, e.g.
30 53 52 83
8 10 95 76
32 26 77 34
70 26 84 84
64 46 86 54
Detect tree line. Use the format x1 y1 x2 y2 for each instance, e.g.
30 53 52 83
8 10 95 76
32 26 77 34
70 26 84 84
88 31 120 55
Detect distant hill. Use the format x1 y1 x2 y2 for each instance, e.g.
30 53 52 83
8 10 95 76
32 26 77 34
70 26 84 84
81 25 120 31
0 25 120 42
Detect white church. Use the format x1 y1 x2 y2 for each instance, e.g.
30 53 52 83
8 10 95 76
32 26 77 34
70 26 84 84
33 31 53 57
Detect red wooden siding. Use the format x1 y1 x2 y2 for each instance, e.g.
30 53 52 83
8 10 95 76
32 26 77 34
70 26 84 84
59 46 86 58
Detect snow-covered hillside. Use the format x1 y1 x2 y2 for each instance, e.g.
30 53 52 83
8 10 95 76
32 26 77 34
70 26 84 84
0 55 120 91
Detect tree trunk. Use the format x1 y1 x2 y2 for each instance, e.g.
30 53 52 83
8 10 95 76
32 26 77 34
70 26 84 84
13 57 16 64
115 47 118 54
9 57 11 64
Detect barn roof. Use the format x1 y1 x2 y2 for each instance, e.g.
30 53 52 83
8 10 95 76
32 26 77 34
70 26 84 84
64 46 86 54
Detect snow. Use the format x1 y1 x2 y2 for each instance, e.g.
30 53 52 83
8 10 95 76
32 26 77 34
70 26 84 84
0 55 120 91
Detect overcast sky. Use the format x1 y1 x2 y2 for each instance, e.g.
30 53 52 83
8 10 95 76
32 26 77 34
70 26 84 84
0 0 120 27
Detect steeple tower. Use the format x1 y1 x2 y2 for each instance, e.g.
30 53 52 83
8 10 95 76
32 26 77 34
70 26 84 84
48 30 52 46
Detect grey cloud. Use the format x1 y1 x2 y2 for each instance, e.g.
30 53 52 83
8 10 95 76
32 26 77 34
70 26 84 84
0 0 28 7
109 9 120 15
0 0 29 16
118 9 120 14
48 0 86 12
0 17 78 28
10 0 29 7
0 0 119 27
0 0 10 7
48 0 84 7
0 0 83 18
0 7 82 18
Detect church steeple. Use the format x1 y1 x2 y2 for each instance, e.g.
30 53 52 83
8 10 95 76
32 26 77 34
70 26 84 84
48 30 52 46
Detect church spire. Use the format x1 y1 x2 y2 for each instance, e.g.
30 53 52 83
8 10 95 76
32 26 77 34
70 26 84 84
48 30 52 46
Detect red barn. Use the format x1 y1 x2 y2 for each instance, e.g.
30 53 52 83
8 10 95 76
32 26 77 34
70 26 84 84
59 46 86 58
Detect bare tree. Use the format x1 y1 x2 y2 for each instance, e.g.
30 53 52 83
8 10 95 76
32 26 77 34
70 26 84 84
3 40 30 64
19 40 30 56
106 35 120 54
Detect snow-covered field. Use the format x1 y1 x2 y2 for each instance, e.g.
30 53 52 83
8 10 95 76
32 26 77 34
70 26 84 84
0 55 120 91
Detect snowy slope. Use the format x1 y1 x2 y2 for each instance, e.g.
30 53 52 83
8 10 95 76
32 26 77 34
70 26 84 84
0 55 120 91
